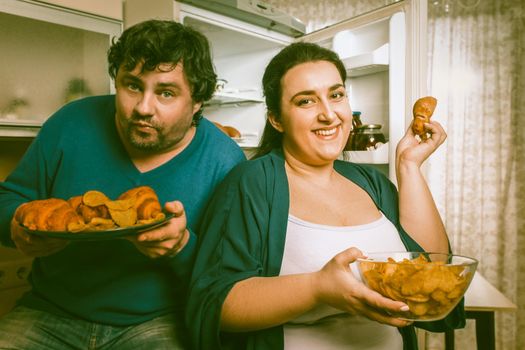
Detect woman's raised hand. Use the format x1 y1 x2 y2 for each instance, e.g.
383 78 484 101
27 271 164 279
396 120 447 169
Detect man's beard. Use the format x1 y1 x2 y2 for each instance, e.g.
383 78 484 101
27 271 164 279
125 118 187 153
127 128 165 152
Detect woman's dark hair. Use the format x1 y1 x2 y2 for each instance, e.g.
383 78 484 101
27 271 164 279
108 20 217 125
253 42 347 158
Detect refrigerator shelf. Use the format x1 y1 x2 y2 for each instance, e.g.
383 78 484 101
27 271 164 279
207 90 264 106
341 142 389 164
342 43 389 78
0 119 41 138
232 132 259 148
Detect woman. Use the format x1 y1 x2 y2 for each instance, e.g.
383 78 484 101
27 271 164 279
186 42 465 349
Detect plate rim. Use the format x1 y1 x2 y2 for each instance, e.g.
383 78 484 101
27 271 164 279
21 212 174 241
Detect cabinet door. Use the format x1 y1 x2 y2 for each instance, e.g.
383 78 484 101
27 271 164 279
0 0 122 138
34 0 122 20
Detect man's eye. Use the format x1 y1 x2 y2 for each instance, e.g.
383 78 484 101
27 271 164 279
161 91 174 98
128 83 140 92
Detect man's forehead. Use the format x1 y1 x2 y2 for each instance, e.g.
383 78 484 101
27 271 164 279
121 61 183 74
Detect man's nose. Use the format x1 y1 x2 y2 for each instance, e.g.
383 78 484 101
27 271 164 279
135 92 155 116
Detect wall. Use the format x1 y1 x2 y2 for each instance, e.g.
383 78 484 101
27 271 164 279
124 0 178 28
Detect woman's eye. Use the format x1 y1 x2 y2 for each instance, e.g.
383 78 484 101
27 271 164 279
297 98 314 106
331 90 346 99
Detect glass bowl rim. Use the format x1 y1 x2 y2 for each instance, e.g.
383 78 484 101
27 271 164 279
356 251 478 265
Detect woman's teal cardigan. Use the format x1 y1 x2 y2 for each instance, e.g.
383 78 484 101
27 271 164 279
187 149 465 350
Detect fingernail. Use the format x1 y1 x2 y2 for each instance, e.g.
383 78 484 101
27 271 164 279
400 305 410 312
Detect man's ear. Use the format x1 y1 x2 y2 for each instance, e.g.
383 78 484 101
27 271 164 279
192 102 203 116
268 112 284 133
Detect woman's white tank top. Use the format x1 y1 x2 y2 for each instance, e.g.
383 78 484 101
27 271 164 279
280 213 407 350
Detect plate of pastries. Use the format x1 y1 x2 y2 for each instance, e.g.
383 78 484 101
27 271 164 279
14 186 173 241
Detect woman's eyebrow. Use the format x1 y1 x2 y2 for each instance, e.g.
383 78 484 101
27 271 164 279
290 83 345 100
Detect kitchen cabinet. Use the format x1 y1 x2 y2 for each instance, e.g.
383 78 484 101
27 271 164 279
169 0 427 181
0 0 122 138
34 0 123 20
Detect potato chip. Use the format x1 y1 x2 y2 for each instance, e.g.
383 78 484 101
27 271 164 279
87 217 116 230
431 289 450 305
109 208 138 227
405 293 430 302
83 190 110 207
407 301 429 316
105 198 135 211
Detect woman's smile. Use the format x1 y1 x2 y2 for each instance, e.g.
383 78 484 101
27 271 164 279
313 126 340 138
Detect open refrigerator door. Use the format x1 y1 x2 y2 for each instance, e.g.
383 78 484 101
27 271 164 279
176 0 427 181
299 0 427 182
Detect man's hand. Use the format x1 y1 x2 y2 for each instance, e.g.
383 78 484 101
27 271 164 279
10 219 69 257
125 201 190 259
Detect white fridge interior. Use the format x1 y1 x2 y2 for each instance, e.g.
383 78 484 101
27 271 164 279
180 6 291 148
179 3 410 180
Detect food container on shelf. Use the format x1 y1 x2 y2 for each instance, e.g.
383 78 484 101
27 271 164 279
350 124 386 151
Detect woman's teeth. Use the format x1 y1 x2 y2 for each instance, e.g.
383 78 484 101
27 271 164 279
315 128 337 136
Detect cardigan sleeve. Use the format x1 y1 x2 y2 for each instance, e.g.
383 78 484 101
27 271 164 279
186 161 272 350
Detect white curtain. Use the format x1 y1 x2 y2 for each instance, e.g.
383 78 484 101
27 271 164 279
267 0 524 349
426 1 524 349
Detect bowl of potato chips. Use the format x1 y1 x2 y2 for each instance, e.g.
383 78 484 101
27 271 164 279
356 252 477 321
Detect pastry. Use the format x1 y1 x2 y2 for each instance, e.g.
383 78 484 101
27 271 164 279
412 96 437 140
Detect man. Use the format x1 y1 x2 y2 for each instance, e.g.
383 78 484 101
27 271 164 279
0 20 245 349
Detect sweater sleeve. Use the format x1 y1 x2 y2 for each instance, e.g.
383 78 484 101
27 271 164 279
186 161 271 350
0 136 51 247
0 101 78 248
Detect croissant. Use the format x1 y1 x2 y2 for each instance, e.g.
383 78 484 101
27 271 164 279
68 195 110 223
212 122 241 138
15 198 85 232
118 186 163 220
412 96 437 140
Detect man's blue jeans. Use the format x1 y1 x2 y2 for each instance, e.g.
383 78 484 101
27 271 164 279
0 306 189 349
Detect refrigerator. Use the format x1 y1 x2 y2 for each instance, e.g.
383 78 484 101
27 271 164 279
175 0 429 182
134 0 429 182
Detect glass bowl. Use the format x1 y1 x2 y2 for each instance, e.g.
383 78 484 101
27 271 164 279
356 251 478 321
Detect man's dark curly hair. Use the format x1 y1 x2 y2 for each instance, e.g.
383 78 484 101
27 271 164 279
108 20 217 125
